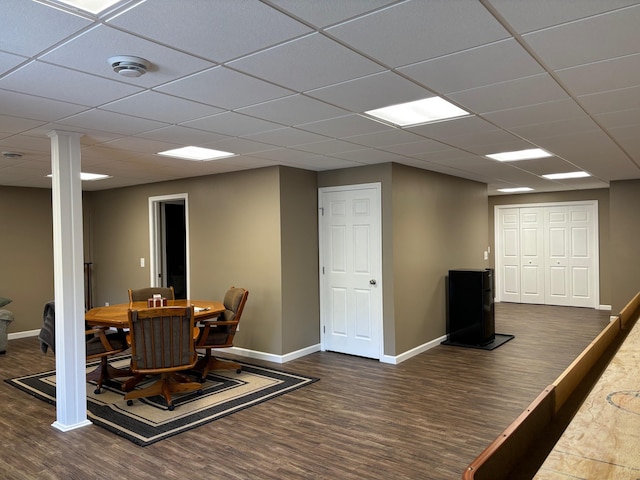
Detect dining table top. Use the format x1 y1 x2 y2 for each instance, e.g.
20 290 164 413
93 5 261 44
85 299 225 328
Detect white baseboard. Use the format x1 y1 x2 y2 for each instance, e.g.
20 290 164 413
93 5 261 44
599 304 612 311
201 343 321 364
8 329 40 340
380 334 448 365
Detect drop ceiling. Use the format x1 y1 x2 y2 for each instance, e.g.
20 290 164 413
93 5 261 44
1 0 640 194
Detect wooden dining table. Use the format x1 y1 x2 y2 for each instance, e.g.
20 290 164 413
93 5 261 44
85 299 225 328
85 299 225 391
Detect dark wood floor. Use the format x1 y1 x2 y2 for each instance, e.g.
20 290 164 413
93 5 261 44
0 303 610 480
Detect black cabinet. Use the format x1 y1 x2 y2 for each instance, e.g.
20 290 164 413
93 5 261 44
447 269 495 346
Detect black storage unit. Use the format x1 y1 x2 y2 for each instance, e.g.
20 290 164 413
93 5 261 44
447 269 495 346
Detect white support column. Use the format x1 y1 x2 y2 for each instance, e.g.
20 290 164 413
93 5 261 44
48 130 91 431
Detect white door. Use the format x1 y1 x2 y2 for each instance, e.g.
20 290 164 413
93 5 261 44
520 207 544 304
319 184 382 359
498 208 520 303
545 205 595 307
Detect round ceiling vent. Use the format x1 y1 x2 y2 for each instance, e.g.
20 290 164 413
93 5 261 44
108 55 151 78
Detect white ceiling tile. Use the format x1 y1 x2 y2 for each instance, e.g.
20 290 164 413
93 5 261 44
0 51 27 75
448 74 569 113
0 62 143 106
135 125 229 146
305 71 430 112
508 116 601 143
399 39 544 94
267 0 397 28
237 95 347 126
57 109 168 135
327 0 509 68
290 139 366 155
0 115 47 134
523 5 640 70
331 148 409 164
555 53 640 96
229 33 384 91
0 89 90 122
407 116 498 139
1 0 91 57
156 66 293 110
342 129 426 148
486 0 639 33
102 91 223 124
298 114 393 138
107 0 311 62
200 137 280 155
243 127 329 147
578 85 640 114
483 99 587 128
594 109 640 129
181 112 283 137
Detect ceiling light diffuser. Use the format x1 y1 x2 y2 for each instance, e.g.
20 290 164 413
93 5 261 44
47 172 111 181
157 146 236 161
497 187 534 193
37 0 123 14
541 171 590 180
486 148 552 162
364 97 470 127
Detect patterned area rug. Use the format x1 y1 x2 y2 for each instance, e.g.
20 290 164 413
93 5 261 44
6 355 318 446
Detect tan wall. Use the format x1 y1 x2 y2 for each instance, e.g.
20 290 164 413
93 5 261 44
392 164 489 353
0 187 55 333
87 167 284 354
279 167 320 353
318 163 489 356
610 180 640 312
488 189 611 307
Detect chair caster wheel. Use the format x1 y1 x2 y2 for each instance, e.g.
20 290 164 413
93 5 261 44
168 404 175 411
94 388 101 394
197 389 203 395
127 400 133 406
236 368 242 374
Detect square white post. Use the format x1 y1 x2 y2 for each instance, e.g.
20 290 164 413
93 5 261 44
48 130 91 431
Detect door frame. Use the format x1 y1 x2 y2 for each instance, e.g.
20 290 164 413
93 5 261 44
494 200 600 308
318 182 383 360
148 193 190 299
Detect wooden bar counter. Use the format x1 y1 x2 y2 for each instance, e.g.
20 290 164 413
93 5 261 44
534 319 640 479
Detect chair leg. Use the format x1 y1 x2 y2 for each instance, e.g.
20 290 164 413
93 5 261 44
87 357 132 394
194 349 242 380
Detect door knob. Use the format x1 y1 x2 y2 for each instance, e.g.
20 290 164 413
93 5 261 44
370 279 377 285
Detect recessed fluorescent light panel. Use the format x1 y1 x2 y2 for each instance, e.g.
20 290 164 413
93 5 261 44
541 171 590 180
47 172 112 181
36 0 123 14
364 97 470 127
497 187 534 193
157 146 236 161
486 148 552 162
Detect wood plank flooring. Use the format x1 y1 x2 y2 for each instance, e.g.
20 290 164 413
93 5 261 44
0 303 610 480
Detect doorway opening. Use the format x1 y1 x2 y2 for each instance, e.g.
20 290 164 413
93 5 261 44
149 194 190 299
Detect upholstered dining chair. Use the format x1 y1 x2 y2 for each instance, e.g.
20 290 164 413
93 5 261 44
128 286 175 303
38 301 130 394
194 287 248 381
124 306 202 410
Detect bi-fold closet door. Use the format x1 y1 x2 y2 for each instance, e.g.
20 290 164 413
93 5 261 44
496 202 598 308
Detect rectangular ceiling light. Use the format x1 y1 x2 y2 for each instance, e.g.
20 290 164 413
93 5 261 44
157 146 236 161
486 148 552 162
497 187 534 193
47 172 111 181
36 0 123 14
364 97 470 127
541 171 591 180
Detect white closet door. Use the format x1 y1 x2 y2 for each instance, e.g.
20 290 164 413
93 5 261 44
520 207 544 304
498 208 520 302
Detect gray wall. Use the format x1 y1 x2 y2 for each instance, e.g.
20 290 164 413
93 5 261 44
488 189 611 307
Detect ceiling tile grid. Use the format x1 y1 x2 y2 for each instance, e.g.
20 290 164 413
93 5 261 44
0 0 639 193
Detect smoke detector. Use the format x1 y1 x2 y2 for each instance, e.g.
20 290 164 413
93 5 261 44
108 55 151 78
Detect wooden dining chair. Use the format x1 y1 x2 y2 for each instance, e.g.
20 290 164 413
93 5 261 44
128 286 175 303
124 306 202 410
39 301 130 394
194 287 248 381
